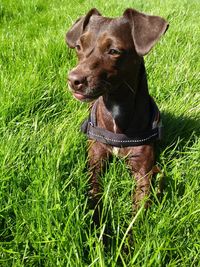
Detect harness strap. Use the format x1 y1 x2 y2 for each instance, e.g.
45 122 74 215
81 97 163 147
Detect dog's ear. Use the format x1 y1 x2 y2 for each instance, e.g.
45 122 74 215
66 8 101 48
123 8 169 56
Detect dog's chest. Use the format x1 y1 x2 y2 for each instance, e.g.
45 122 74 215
112 146 120 156
112 118 120 156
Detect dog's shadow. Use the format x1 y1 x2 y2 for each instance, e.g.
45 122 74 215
159 111 199 149
154 111 199 201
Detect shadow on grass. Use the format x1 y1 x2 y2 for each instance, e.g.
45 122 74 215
159 111 199 149
155 111 199 199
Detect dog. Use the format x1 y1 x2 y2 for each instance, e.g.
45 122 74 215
66 8 168 212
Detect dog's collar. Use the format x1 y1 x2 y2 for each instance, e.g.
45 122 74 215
81 97 163 147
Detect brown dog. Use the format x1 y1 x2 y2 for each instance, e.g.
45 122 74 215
66 8 168 211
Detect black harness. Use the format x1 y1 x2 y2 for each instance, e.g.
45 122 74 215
81 97 163 147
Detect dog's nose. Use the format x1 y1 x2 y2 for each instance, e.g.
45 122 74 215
68 72 86 91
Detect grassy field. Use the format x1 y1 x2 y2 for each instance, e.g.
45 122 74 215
0 0 199 266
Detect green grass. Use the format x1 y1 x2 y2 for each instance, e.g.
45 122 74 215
0 0 199 266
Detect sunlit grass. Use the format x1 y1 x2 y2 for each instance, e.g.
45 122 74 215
0 0 199 266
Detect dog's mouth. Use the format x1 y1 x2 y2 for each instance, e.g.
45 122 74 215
73 91 94 101
68 77 112 102
72 90 104 102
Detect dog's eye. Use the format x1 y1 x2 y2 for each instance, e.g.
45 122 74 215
108 48 121 55
75 44 81 51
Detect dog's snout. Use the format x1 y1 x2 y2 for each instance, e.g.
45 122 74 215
68 72 86 91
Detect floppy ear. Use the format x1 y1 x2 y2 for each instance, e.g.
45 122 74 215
66 8 101 48
123 8 169 56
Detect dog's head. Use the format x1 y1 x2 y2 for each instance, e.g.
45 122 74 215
66 8 168 102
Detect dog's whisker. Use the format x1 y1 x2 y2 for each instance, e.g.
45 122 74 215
123 81 136 95
101 80 112 87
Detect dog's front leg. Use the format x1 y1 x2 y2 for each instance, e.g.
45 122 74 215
126 145 155 210
133 170 152 210
88 141 110 205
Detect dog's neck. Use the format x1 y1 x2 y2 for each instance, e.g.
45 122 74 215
102 63 151 134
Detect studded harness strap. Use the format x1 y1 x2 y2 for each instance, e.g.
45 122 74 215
81 97 163 147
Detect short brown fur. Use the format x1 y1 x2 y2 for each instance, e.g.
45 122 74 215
66 8 168 212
